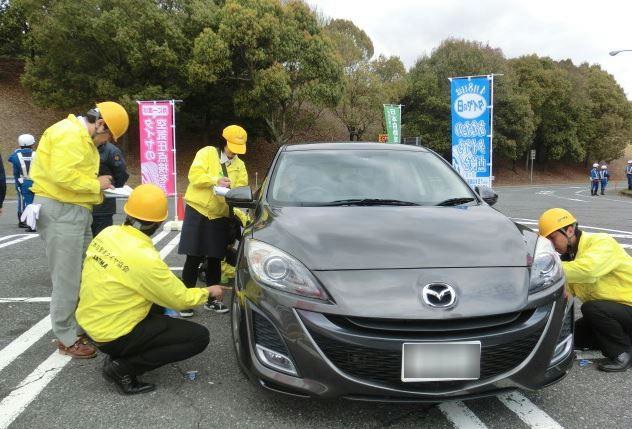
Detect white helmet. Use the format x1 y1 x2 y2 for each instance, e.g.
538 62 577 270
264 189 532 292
18 134 35 147
601 165 607 169
592 163 599 168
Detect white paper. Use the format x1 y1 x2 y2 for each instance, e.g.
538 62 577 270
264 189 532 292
213 186 230 197
103 185 133 198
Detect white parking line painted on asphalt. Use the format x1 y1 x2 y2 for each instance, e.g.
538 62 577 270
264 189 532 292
159 233 181 259
152 230 169 245
0 234 38 249
0 297 51 303
0 232 181 427
497 392 563 429
534 190 587 203
0 316 51 374
438 401 488 429
169 267 183 271
0 351 71 429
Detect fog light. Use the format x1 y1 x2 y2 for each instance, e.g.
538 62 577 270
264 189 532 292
550 334 573 366
256 344 297 376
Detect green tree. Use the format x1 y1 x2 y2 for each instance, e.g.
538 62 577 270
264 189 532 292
403 39 534 161
21 0 192 112
188 0 343 145
0 0 29 58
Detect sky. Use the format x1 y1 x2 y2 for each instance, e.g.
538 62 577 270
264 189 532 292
308 0 632 99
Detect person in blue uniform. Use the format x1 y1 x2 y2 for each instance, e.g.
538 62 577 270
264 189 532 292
589 163 600 196
91 141 129 237
600 164 610 195
626 160 632 191
8 134 36 230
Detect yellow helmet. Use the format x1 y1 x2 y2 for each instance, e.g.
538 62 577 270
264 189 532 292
124 184 168 222
96 101 129 142
538 208 577 238
222 125 247 154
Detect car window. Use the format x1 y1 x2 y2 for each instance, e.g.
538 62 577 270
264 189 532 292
267 149 476 206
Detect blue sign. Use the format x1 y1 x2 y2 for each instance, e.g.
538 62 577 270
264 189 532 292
450 76 492 187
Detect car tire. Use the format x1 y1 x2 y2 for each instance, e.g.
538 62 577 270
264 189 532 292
230 290 252 379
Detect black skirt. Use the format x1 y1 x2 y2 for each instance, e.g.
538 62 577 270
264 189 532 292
177 205 229 258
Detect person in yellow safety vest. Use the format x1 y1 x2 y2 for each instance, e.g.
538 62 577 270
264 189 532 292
539 208 632 372
76 184 224 395
177 124 249 317
30 102 128 359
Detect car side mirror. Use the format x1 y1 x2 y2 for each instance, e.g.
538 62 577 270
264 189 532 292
475 185 498 206
226 186 257 209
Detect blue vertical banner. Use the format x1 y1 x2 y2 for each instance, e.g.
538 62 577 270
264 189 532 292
450 76 493 188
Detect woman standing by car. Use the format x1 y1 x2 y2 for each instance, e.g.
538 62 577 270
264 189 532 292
178 125 249 317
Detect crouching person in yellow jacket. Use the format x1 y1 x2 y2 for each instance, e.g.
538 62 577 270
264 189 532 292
76 184 224 395
539 208 632 372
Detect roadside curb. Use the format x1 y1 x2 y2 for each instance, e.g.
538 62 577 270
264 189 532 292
619 189 632 198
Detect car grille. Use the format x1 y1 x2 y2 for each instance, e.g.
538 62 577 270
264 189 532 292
307 328 544 391
326 310 535 334
253 311 290 356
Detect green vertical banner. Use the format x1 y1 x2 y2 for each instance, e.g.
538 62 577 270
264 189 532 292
383 104 401 144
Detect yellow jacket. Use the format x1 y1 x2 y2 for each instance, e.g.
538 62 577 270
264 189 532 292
76 225 209 342
564 232 632 306
30 115 102 209
184 146 248 221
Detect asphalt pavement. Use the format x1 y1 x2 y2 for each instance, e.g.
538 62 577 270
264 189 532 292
1 183 631 429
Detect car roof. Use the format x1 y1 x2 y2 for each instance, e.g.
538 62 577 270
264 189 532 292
282 142 430 152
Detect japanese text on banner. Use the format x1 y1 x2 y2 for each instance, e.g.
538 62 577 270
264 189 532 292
138 101 175 195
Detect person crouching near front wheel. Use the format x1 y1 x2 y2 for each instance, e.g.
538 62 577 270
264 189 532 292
539 208 632 372
76 184 224 395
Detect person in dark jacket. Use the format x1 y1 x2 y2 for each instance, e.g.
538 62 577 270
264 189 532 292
0 152 6 216
91 142 129 236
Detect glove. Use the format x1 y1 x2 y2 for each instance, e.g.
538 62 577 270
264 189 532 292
20 204 41 230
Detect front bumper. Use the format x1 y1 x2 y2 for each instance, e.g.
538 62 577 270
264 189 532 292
234 279 573 401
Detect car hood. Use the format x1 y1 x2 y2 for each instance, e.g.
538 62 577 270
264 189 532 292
251 205 532 270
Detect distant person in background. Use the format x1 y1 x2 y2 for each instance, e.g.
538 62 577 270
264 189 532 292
589 163 600 196
0 152 6 216
600 164 610 196
8 134 36 231
91 141 129 237
626 160 632 191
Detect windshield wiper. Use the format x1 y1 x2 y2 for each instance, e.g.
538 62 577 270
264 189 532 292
435 197 476 206
320 198 420 207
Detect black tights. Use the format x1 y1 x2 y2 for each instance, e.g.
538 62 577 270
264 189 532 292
182 255 221 288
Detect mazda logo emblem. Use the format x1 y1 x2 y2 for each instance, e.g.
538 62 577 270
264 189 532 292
422 283 456 308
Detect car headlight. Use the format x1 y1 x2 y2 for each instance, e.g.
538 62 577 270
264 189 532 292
529 237 564 293
245 238 329 300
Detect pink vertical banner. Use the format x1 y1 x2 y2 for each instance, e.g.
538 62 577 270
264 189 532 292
138 101 175 196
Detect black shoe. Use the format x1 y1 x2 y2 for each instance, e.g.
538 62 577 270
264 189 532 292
18 221 28 228
26 227 36 233
204 299 229 314
598 352 632 372
102 357 156 395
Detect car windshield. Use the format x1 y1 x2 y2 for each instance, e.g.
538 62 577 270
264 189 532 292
267 148 477 207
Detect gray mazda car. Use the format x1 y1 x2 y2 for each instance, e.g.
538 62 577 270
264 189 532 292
226 143 574 402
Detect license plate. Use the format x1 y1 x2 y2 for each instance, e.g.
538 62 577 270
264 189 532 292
401 342 481 382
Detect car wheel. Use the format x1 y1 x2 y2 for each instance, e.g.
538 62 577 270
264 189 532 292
230 290 251 377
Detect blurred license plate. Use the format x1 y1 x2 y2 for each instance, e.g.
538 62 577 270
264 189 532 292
401 342 481 382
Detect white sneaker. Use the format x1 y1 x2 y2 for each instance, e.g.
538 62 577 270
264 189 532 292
203 300 229 314
179 309 194 318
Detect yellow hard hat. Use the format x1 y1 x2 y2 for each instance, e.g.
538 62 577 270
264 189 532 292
124 184 168 222
96 101 129 142
222 125 247 155
538 208 577 238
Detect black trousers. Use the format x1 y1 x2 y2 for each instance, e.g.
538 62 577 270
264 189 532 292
97 313 210 375
574 300 632 358
91 214 113 237
182 255 221 288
